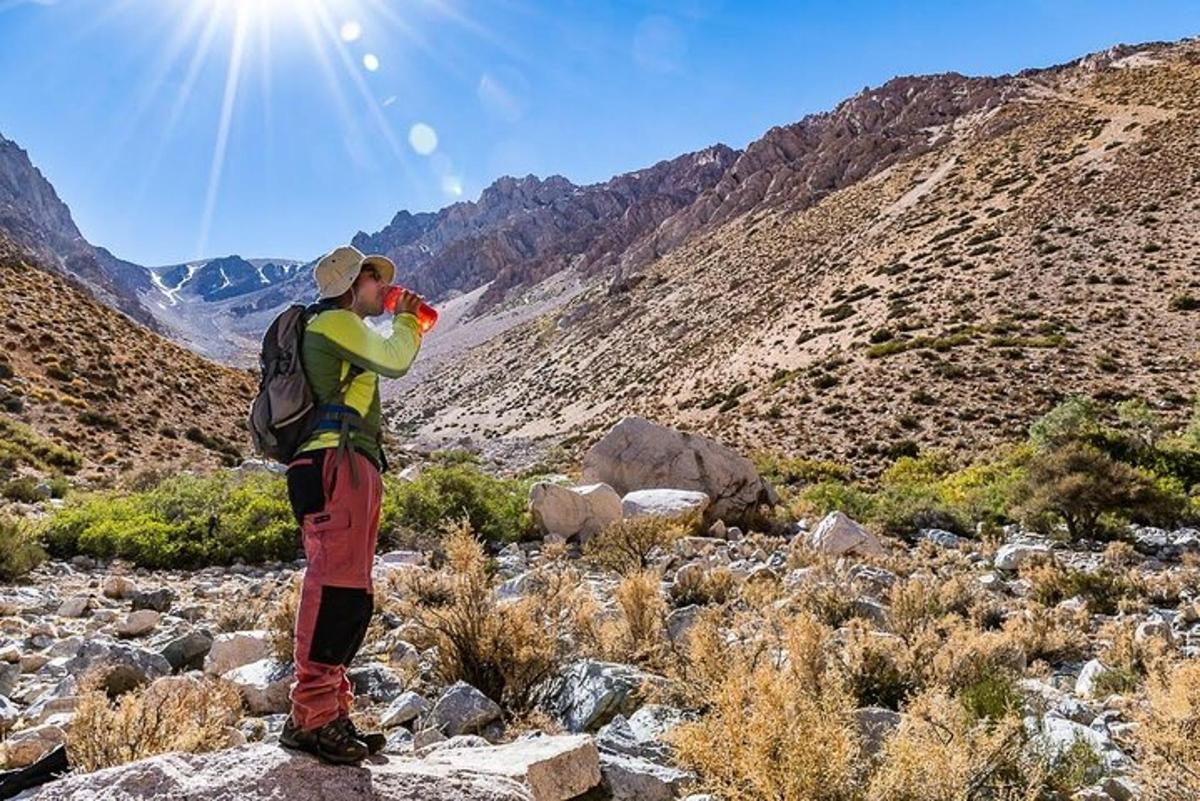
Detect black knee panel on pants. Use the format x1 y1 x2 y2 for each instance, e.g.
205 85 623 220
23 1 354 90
309 586 373 666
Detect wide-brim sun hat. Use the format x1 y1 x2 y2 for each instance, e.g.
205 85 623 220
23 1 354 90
314 245 396 299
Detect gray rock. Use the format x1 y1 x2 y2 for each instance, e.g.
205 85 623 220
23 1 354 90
381 691 431 728
223 659 294 715
64 641 172 695
205 631 271 676
530 482 623 544
665 605 703 647
807 512 885 557
428 681 503 737
920 528 961 548
600 751 694 801
160 630 214 672
56 595 91 618
854 706 901 758
347 663 404 703
620 489 710 522
994 542 1052 571
0 662 20 697
538 660 663 733
0 695 19 733
29 741 536 800
0 723 65 768
131 587 176 613
116 609 161 638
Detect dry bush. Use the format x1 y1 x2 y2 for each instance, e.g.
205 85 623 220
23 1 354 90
671 614 864 801
1136 660 1200 800
608 570 668 665
69 673 241 772
927 623 1025 693
583 516 687 574
214 595 266 633
395 519 587 712
1002 605 1089 667
1021 555 1142 616
865 689 1045 801
668 565 736 607
842 621 917 710
265 577 301 663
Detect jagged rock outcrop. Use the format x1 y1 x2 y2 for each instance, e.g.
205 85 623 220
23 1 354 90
352 146 738 312
0 133 155 327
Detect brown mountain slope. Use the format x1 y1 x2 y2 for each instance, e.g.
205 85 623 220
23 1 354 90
388 40 1200 476
0 236 255 479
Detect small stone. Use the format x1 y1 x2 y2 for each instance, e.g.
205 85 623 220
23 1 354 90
102 576 137 600
116 610 161 638
131 588 176 613
204 631 271 676
380 691 430 728
56 596 91 618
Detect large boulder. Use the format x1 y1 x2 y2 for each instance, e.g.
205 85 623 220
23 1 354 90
581 417 777 526
63 641 172 695
29 742 538 800
806 512 885 557
529 482 622 543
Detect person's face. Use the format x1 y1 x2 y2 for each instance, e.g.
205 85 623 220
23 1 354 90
352 264 387 316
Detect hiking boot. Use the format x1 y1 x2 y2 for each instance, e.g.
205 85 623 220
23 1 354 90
341 715 386 755
279 716 369 765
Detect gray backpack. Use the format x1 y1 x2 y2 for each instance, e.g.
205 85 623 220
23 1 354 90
248 305 359 464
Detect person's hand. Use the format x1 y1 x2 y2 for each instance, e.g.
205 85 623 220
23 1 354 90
384 287 423 316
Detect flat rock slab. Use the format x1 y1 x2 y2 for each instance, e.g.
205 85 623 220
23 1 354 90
31 742 535 801
420 734 601 801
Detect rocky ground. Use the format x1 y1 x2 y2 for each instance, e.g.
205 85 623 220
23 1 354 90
0 418 1196 799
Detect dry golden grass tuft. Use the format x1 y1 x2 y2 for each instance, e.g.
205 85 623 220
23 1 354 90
68 672 242 773
266 577 302 663
671 614 864 801
393 519 589 712
864 690 1042 801
1136 659 1200 800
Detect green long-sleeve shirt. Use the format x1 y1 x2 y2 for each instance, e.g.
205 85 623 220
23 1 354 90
296 307 422 466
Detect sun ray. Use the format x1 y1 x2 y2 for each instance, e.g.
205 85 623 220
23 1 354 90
309 1 412 166
196 4 251 259
131 6 226 213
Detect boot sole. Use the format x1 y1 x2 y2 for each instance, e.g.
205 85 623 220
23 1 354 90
279 737 366 765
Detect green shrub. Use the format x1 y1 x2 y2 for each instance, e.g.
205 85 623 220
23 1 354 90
959 674 1021 722
796 480 875 522
0 517 46 580
751 452 852 488
2 477 43 503
1015 441 1171 540
0 417 82 476
42 472 296 568
381 464 534 545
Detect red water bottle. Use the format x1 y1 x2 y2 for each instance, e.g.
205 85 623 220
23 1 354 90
383 286 438 334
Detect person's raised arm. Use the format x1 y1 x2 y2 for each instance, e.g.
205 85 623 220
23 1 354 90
318 309 422 378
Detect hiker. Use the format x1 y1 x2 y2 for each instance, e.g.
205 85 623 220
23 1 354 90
278 245 424 764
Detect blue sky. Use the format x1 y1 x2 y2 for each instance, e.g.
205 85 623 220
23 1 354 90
0 0 1197 267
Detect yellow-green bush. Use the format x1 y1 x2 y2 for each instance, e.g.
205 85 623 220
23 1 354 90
41 472 296 568
381 463 535 545
0 516 46 580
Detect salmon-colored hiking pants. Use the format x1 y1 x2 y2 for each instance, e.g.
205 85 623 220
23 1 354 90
285 448 381 731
